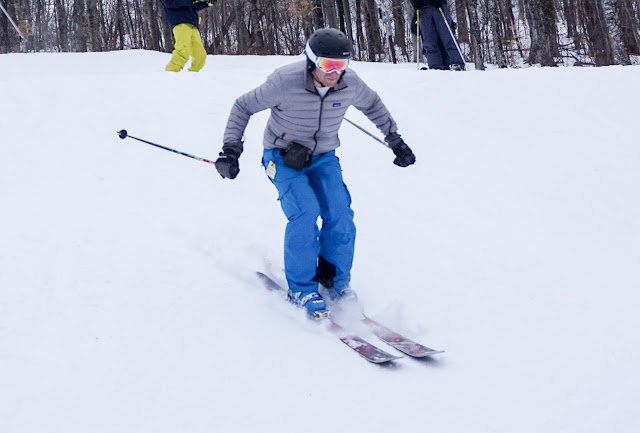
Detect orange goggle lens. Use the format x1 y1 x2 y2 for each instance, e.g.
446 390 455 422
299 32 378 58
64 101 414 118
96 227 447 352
315 57 349 73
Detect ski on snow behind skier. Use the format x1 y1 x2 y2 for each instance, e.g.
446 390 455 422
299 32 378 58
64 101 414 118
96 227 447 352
256 271 401 364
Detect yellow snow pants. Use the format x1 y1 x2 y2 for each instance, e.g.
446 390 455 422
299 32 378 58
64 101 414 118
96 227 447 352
166 24 207 72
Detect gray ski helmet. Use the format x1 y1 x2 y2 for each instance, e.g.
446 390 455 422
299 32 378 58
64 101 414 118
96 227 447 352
305 28 351 71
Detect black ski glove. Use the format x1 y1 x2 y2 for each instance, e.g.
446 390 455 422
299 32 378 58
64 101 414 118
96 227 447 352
215 140 243 179
386 132 416 167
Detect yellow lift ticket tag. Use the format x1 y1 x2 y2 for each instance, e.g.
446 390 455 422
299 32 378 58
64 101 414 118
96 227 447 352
266 160 276 179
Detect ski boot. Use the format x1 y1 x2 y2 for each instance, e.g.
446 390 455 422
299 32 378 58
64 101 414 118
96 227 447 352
289 290 329 319
334 286 358 304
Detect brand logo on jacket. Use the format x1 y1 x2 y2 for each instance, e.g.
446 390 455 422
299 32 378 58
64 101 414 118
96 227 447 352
333 103 341 107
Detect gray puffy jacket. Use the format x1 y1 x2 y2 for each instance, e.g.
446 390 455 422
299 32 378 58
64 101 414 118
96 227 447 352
223 60 399 155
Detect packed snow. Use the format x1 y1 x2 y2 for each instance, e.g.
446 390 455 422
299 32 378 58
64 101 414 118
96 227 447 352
1 51 639 433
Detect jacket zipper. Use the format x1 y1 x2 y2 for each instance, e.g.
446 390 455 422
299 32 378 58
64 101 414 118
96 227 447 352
312 92 327 154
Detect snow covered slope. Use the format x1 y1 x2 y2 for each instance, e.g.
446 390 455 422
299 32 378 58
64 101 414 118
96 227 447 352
1 51 639 433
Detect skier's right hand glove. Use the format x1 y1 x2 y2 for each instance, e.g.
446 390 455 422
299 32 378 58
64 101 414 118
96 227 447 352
386 132 416 167
215 141 243 179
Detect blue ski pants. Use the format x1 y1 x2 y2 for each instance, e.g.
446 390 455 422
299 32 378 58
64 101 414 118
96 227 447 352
419 5 464 70
262 148 356 295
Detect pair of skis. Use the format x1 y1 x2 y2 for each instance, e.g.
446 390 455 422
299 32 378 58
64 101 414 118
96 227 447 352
257 271 443 364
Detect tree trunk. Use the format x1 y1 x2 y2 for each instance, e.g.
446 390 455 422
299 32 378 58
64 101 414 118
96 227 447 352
143 0 161 51
335 0 347 33
86 0 102 51
578 0 611 65
340 0 354 46
248 0 266 54
465 0 485 70
54 0 69 52
392 0 408 60
159 5 173 52
354 0 366 60
364 0 383 61
600 0 631 64
322 0 338 28
524 0 558 66
619 0 640 54
489 0 507 67
454 0 469 44
72 0 87 52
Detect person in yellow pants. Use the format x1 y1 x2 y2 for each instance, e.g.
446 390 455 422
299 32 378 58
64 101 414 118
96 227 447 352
167 23 207 72
159 0 216 72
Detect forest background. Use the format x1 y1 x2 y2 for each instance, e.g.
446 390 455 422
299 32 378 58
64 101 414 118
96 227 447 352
1 0 639 69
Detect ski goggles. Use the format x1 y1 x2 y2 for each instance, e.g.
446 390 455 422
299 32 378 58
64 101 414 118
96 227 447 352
315 57 349 73
305 43 350 74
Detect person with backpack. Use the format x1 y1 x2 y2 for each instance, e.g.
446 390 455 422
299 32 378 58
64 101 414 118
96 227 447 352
214 28 416 318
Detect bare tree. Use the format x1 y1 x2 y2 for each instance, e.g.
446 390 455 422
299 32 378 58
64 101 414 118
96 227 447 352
524 0 558 66
392 0 408 60
363 0 383 61
86 0 102 51
350 0 364 59
601 0 631 64
54 0 69 51
322 0 338 28
465 0 486 69
71 0 87 52
488 0 507 67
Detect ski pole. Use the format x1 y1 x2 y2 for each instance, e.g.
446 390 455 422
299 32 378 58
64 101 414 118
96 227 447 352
117 130 216 165
416 9 421 70
439 7 466 69
343 118 389 148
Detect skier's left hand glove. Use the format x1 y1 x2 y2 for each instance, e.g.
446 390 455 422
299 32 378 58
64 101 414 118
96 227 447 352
215 140 243 179
206 0 217 5
386 132 416 167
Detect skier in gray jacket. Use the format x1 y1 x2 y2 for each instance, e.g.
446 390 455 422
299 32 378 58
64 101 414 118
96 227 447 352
215 28 415 318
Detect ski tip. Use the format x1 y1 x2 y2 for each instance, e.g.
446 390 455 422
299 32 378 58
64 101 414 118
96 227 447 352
371 355 404 364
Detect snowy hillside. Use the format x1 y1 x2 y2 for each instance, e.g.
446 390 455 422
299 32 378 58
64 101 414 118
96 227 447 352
1 51 639 433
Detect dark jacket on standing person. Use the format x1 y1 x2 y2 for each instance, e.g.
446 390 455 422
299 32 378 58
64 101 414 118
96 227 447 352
159 0 208 29
410 0 446 8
